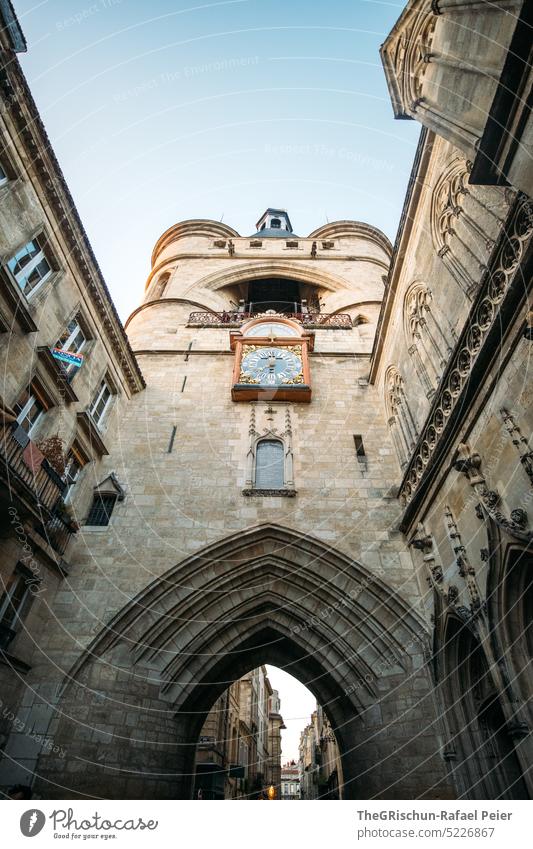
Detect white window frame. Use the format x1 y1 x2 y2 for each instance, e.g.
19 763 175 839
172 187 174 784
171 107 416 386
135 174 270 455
89 378 114 428
63 451 85 502
7 235 53 298
14 391 45 436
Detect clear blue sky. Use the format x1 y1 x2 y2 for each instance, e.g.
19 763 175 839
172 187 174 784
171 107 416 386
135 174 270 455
14 0 418 762
15 0 420 321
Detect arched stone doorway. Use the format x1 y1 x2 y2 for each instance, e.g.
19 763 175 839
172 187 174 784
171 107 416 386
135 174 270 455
438 614 530 800
35 525 452 800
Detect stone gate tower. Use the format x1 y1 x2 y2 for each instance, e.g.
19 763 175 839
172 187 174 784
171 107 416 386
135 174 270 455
34 211 453 800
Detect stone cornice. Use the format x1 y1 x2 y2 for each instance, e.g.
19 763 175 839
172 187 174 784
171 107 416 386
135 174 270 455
145 251 390 291
124 297 216 329
0 57 145 394
369 127 433 382
132 349 371 359
307 221 393 255
0 0 26 53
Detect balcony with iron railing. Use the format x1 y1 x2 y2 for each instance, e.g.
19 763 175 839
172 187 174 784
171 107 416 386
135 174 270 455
187 311 353 329
0 421 76 556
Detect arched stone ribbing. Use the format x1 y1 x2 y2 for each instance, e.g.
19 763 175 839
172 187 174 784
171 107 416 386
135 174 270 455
404 283 451 394
436 613 530 800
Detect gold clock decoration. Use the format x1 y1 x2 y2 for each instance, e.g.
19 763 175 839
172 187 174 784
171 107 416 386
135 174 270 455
231 318 313 402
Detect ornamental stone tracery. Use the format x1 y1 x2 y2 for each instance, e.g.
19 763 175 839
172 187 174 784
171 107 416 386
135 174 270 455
399 195 533 509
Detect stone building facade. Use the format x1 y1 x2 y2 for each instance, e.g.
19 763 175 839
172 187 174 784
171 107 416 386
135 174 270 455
299 704 343 800
0 0 531 801
266 687 285 797
281 762 300 800
0 4 143 789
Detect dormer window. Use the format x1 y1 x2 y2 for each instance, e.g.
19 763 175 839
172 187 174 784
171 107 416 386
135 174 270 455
271 218 281 229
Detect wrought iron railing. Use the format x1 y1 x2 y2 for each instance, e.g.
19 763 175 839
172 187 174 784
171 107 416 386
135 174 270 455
0 421 75 555
34 507 74 556
187 311 352 329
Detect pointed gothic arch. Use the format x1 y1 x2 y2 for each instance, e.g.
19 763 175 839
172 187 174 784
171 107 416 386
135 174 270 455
435 612 529 799
385 365 419 469
403 282 450 395
35 524 449 800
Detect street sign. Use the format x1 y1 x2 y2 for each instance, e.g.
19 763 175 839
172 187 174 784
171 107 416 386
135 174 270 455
51 348 84 368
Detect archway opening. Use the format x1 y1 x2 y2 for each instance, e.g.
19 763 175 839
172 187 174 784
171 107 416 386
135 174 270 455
35 526 451 801
243 277 321 314
442 616 529 799
193 664 343 800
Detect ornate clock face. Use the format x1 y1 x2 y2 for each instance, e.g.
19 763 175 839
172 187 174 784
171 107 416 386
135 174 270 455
240 346 303 386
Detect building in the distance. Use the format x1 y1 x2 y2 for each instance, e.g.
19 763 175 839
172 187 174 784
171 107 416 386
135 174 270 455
281 762 300 800
193 666 282 799
299 706 343 799
266 688 285 797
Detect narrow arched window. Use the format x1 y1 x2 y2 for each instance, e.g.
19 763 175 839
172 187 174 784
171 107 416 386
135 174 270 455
154 272 170 299
255 440 284 489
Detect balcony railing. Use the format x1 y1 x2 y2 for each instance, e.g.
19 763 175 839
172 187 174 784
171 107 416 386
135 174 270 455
0 422 75 555
187 311 353 329
34 507 75 556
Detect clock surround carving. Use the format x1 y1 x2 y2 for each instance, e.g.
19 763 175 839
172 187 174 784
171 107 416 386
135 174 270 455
231 316 313 402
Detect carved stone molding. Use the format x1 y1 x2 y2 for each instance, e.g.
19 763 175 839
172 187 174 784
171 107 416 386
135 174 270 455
454 444 533 543
444 503 483 612
399 195 533 510
500 408 533 486
242 489 297 497
409 522 444 590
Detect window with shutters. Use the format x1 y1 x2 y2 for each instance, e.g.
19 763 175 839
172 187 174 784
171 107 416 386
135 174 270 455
12 378 53 435
254 439 284 489
63 442 89 501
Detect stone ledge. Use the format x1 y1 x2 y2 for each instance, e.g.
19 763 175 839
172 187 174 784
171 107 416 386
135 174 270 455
242 488 297 497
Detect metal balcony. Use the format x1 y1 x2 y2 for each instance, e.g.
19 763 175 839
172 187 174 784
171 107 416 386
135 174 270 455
0 422 75 555
187 311 353 329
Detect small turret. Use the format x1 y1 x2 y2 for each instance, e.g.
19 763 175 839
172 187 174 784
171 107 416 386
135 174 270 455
252 208 296 238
